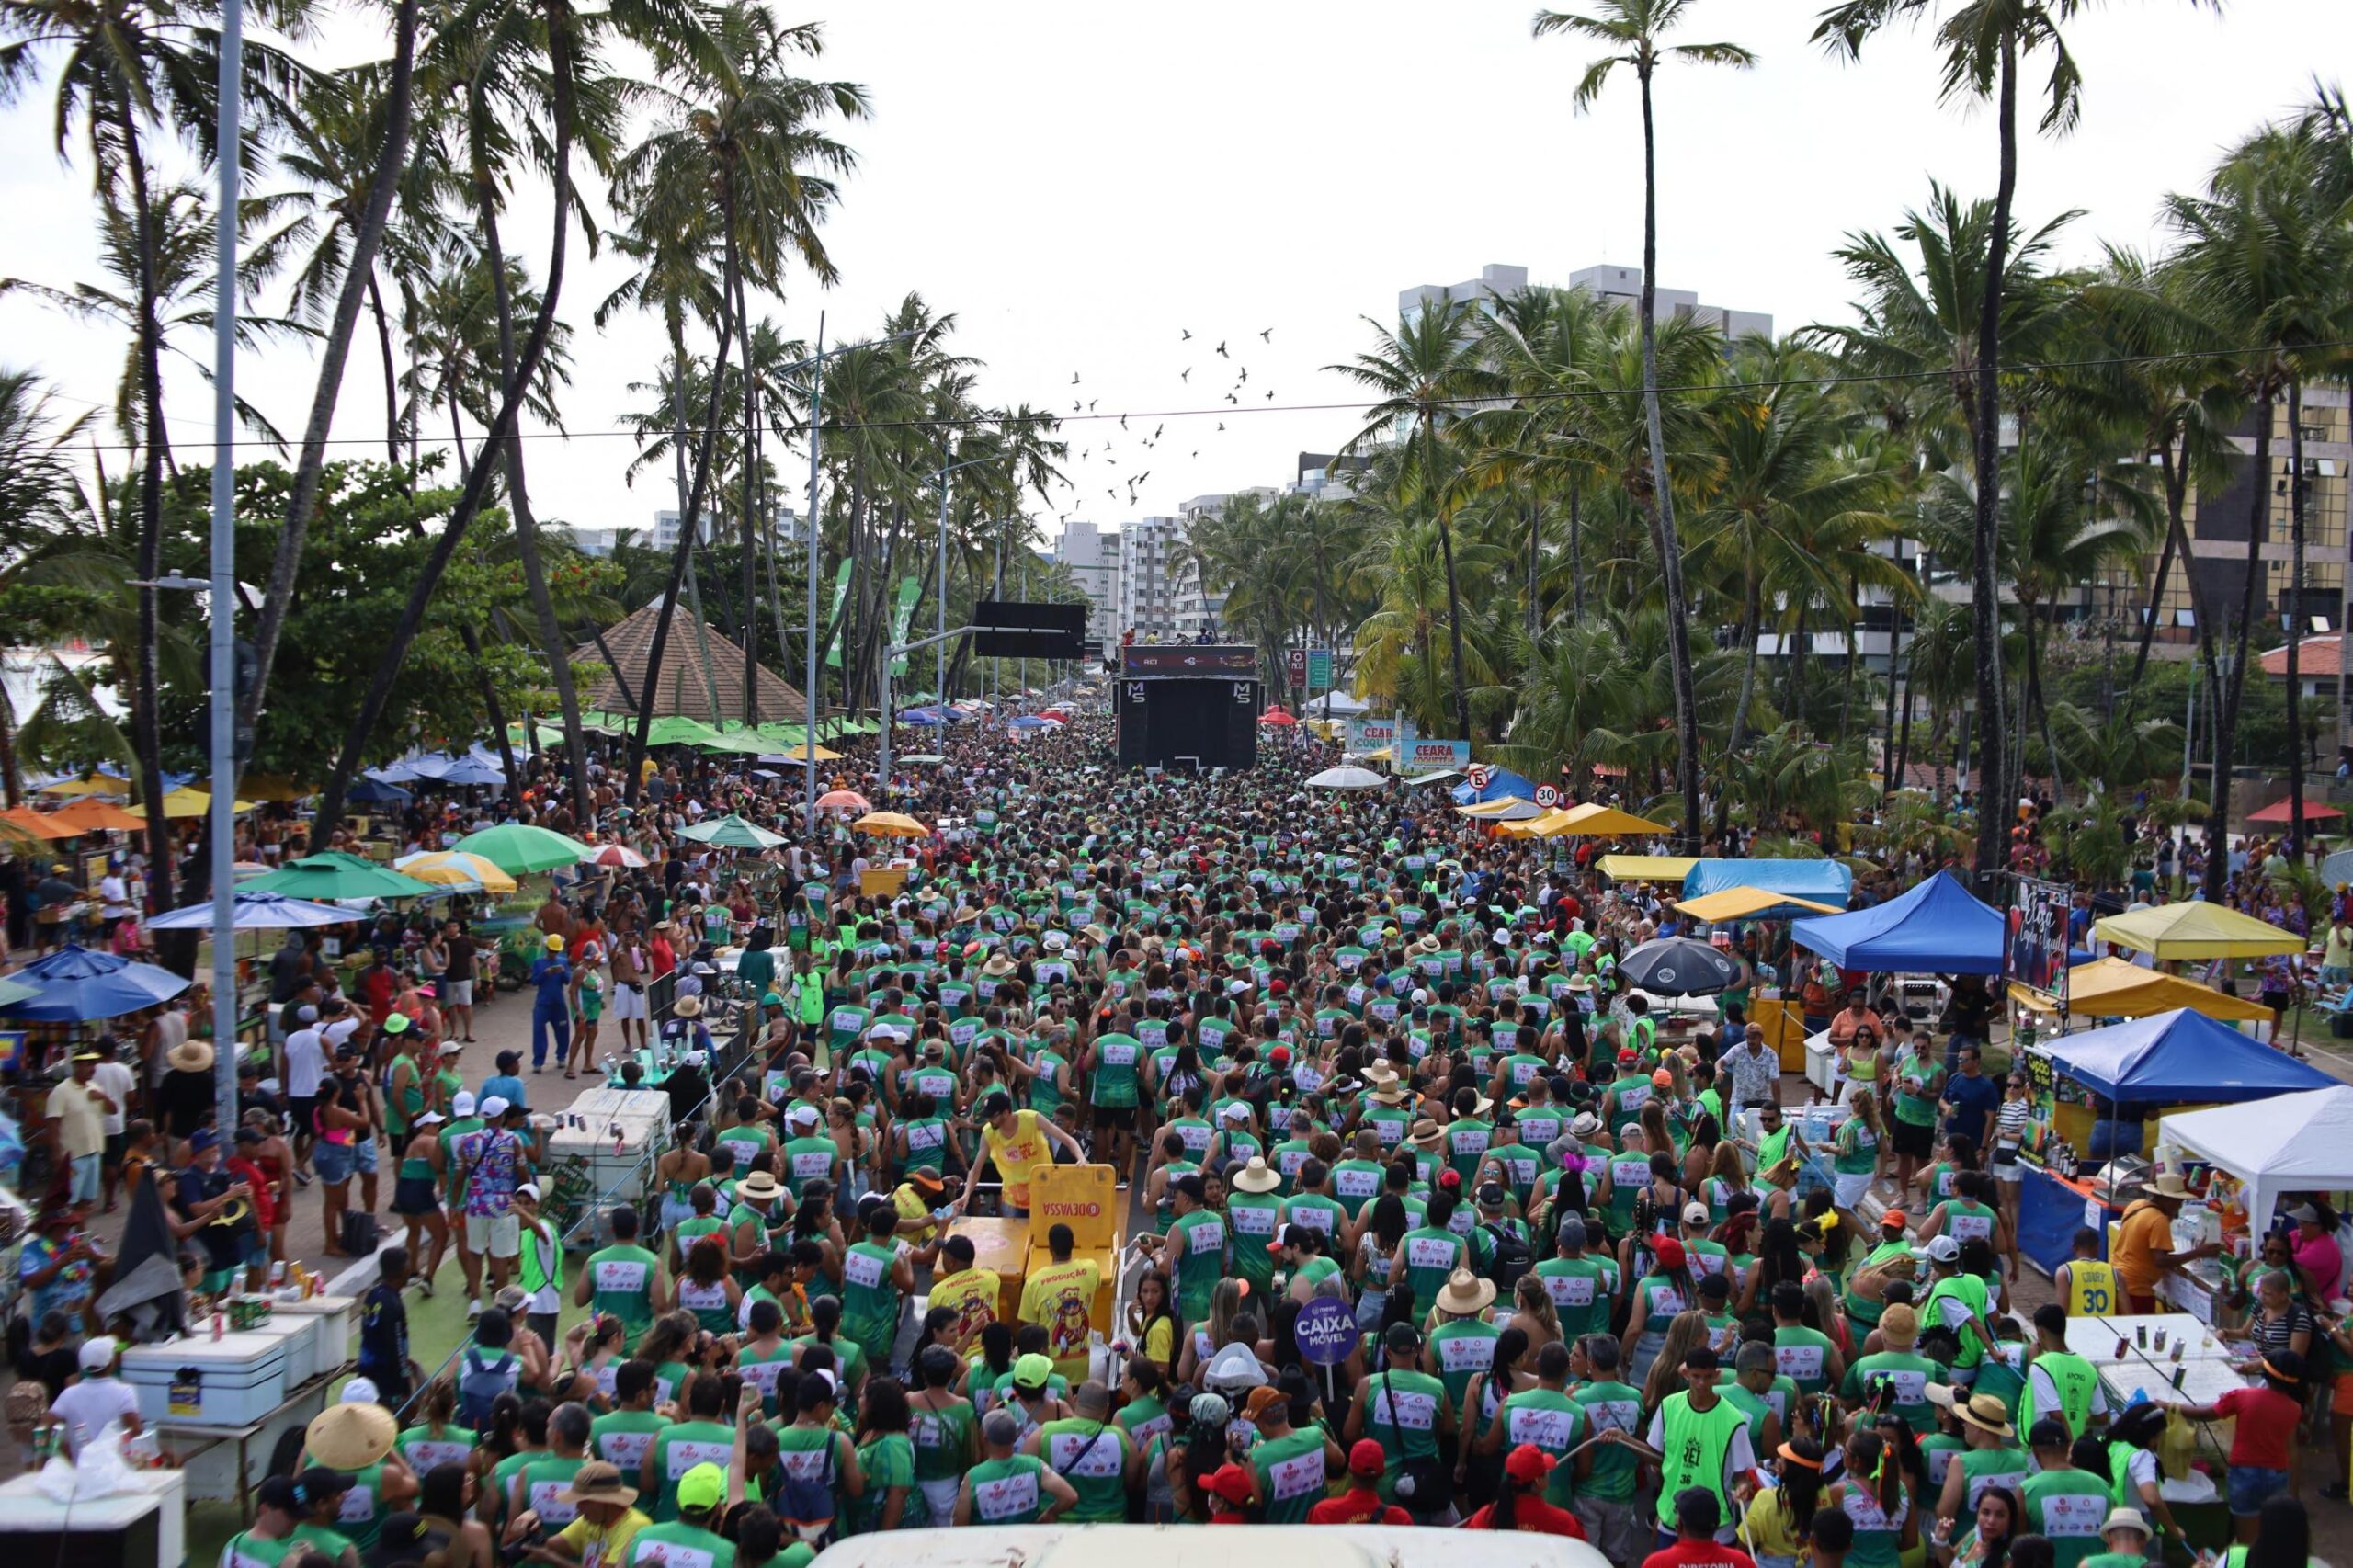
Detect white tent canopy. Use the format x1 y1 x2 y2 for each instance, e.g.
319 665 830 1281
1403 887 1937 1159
2157 1086 2353 1231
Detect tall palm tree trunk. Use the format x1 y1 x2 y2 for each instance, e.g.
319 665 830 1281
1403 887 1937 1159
2121 480 2179 717
738 270 761 724
1635 64 1702 852
626 217 743 801
115 107 175 917
309 10 574 848
1425 417 1472 744
1968 33 2018 887
246 0 420 735
470 85 590 823
1568 472 1585 619
2207 377 2276 899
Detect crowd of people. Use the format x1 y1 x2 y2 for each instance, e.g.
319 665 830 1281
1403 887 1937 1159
6 700 2341 1568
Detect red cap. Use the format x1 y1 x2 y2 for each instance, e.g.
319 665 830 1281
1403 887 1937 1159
1206 1462 1255 1505
1269 1046 1291 1064
1617 1048 1638 1063
1270 979 1288 995
1653 1235 1687 1268
1348 1438 1387 1477
1505 1444 1559 1484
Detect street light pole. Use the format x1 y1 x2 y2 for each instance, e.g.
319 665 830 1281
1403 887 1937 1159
206 0 244 1135
928 453 1003 708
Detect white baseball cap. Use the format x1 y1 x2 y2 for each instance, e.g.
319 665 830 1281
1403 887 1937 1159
480 1096 510 1119
341 1377 381 1404
78 1336 119 1372
451 1091 477 1117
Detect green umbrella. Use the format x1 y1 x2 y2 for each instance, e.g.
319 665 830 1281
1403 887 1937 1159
677 813 789 849
452 823 593 874
245 851 438 900
697 726 773 755
646 716 722 747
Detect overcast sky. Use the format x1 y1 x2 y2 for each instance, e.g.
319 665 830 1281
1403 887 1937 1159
1 0 2345 562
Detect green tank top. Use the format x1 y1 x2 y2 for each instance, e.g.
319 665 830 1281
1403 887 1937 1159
774 1424 843 1526
1654 1392 1747 1525
1090 1033 1141 1107
514 1455 587 1543
399 1155 434 1182
910 1398 976 1482
1573 1380 1647 1501
1038 1418 1127 1521
840 1240 902 1356
1224 1193 1280 1292
585 1244 661 1351
1837 1480 1911 1568
1366 1369 1445 1500
1246 1426 1328 1524
1428 1320 1501 1413
965 1455 1048 1524
1169 1208 1225 1317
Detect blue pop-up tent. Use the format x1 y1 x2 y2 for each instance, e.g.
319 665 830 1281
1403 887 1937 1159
2037 1008 2335 1105
1449 767 1536 805
1681 858 1852 903
1790 870 2004 974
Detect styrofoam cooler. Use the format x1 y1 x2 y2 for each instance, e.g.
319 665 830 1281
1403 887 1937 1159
566 1087 676 1124
547 1088 672 1244
239 1312 320 1387
121 1331 289 1426
274 1292 358 1374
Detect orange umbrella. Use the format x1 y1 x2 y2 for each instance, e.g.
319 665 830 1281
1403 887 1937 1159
48 798 147 833
0 806 77 841
815 790 870 812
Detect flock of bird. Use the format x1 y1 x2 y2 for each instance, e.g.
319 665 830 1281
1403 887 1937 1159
1056 325 1280 517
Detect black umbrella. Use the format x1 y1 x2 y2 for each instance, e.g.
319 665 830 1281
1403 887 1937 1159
1619 937 1745 996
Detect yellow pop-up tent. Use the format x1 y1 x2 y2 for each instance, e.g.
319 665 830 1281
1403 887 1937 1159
2010 956 2274 1022
1557 802 1672 835
1676 886 1846 923
1597 854 1698 881
2092 903 2303 960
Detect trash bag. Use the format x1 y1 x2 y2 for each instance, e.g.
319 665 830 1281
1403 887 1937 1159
2160 1407 2201 1483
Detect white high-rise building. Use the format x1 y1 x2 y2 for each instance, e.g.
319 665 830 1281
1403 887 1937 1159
1053 518 1121 657
1397 262 1771 342
1118 517 1182 641
652 506 807 553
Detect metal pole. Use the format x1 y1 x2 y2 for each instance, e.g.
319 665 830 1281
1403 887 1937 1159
208 0 244 1137
802 312 824 831
879 644 893 790
992 530 1004 707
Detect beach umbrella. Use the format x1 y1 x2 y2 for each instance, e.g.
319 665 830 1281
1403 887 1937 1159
393 851 519 895
451 823 591 874
1259 708 1298 726
677 814 789 850
2247 797 2343 824
1306 766 1387 790
433 757 506 786
1556 802 1673 836
348 776 413 804
48 798 150 833
580 843 650 869
815 790 871 812
149 890 361 930
0 943 189 1020
246 852 439 901
854 812 930 838
33 775 120 799
1617 937 1745 996
0 806 79 841
131 787 254 819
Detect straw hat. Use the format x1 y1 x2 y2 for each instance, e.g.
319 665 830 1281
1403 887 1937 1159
305 1400 397 1471
982 954 1017 977
1436 1267 1496 1316
166 1039 214 1074
556 1460 639 1508
1230 1157 1281 1195
1369 1084 1409 1107
1362 1063 1399 1088
673 994 702 1018
734 1172 785 1204
2143 1172 2194 1200
1406 1117 1445 1150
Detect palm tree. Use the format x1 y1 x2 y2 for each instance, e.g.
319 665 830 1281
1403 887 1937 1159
2165 124 2353 891
0 369 89 803
1533 0 1753 851
1814 0 2217 881
1326 296 1495 742
611 6 866 801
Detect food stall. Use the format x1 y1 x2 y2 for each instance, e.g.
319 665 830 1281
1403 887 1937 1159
1788 871 2006 1090
2017 1009 2334 1280
2155 1087 2353 1321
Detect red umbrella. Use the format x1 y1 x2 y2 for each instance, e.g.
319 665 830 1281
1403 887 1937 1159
2247 797 2343 824
1259 708 1298 726
579 843 649 869
816 789 871 812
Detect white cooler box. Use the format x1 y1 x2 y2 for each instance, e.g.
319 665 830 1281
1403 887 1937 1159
239 1312 321 1387
122 1331 289 1426
274 1291 358 1375
547 1089 672 1245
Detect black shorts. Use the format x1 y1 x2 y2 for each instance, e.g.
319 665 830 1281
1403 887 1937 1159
290 1096 316 1139
1092 1103 1136 1131
102 1131 126 1170
1891 1118 1936 1158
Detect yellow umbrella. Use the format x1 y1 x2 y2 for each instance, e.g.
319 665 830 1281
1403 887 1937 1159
35 774 120 798
2091 903 2304 960
1457 798 1548 822
1495 808 1579 839
392 850 519 895
853 812 930 838
2010 956 2273 1022
1596 854 1699 881
131 787 256 819
1557 802 1673 835
238 775 313 802
1676 886 1846 923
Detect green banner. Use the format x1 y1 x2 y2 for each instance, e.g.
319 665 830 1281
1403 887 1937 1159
822 558 853 668
889 574 920 676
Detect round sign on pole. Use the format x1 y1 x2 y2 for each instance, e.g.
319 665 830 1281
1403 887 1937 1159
1466 764 1491 791
1534 784 1560 808
1292 1296 1358 1366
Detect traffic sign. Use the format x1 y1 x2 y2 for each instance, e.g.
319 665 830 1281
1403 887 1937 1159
1293 1297 1358 1366
1466 764 1491 790
1534 784 1560 808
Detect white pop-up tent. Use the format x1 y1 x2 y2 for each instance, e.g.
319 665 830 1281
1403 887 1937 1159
2157 1086 2353 1231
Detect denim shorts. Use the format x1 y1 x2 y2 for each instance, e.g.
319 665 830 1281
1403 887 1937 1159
2228 1464 2291 1517
313 1136 376 1183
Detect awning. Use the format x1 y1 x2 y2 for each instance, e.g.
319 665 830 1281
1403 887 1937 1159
1597 854 1699 881
1677 886 1845 923
2092 903 2303 960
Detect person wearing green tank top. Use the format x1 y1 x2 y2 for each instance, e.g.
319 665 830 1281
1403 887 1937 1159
507 1403 592 1548
840 1205 914 1371
1027 1383 1137 1523
641 1375 738 1523
1825 1426 1918 1568
573 1206 664 1352
2020 1419 2118 1568
222 1475 310 1568
1424 1267 1503 1415
1343 1322 1454 1511
1242 1381 1332 1524
957 1407 1077 1524
1480 1341 1586 1510
1223 1159 1283 1295
1157 1178 1227 1322
625 1457 736 1568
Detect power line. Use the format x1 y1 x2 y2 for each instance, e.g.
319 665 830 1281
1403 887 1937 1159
45 337 2347 457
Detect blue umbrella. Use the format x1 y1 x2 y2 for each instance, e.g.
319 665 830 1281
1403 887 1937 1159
148 890 360 931
1008 715 1054 730
1 943 189 1021
350 775 413 804
435 758 506 786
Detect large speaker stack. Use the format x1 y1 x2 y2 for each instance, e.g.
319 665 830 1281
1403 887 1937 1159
1114 645 1262 770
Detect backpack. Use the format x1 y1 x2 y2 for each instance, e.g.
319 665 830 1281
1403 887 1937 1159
774 1433 838 1544
457 1346 517 1428
1481 1221 1533 1291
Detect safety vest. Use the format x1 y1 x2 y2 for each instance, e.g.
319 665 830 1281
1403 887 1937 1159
2035 1350 2100 1440
517 1218 563 1298
2064 1259 2119 1319
1653 1391 1747 1527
